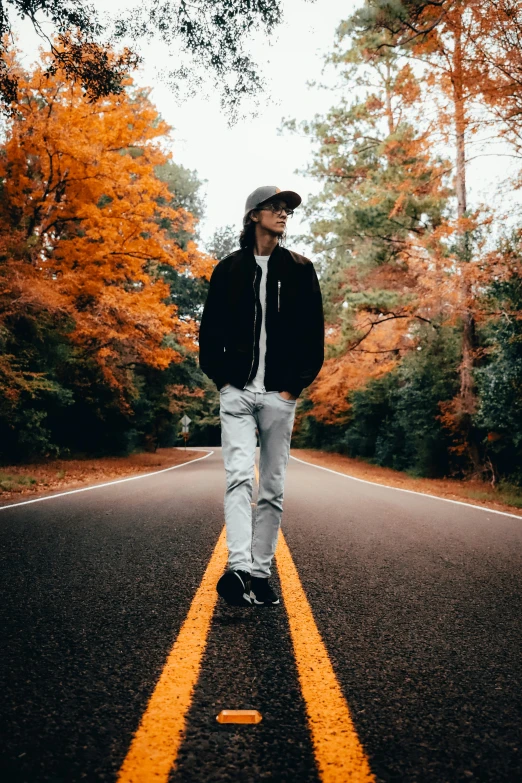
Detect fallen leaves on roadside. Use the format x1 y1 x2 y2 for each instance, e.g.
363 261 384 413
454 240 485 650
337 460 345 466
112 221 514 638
0 449 204 501
292 449 522 518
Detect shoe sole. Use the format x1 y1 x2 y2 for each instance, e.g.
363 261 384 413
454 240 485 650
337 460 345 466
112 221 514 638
217 571 252 607
249 590 280 606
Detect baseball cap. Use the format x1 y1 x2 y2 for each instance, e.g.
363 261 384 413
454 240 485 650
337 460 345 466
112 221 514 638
243 186 302 224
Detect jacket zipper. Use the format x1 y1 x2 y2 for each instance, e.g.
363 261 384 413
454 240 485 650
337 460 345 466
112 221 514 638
278 280 281 312
247 265 259 384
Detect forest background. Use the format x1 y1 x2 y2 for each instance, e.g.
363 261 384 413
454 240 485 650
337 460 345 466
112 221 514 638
2 0 522 494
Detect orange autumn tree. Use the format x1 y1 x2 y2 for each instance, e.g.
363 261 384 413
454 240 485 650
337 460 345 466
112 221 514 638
0 42 212 410
286 23 452 426
352 0 518 469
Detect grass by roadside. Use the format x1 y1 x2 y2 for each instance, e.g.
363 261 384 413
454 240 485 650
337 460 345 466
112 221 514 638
291 449 522 518
0 448 205 502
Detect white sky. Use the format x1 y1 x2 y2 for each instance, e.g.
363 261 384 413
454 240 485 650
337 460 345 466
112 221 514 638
132 0 351 253
12 0 519 254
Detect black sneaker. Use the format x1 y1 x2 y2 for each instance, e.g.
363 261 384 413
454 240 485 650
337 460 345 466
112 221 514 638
216 569 252 607
250 576 280 606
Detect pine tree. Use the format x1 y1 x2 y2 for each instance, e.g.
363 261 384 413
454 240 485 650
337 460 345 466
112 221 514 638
348 0 515 473
285 21 451 423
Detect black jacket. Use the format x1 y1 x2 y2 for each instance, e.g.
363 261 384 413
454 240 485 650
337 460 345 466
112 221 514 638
198 244 324 398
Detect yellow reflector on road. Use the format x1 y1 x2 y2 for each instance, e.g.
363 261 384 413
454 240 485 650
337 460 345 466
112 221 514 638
216 710 262 724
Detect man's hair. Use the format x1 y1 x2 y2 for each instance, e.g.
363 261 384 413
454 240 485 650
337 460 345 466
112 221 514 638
239 210 286 250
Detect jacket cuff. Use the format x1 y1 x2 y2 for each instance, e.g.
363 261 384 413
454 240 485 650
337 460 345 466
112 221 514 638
285 381 304 399
213 373 228 391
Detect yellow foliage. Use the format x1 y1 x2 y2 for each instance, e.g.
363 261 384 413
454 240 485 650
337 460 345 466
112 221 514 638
0 43 212 405
306 313 413 425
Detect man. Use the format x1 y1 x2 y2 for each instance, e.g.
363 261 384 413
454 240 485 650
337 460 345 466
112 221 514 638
198 186 324 607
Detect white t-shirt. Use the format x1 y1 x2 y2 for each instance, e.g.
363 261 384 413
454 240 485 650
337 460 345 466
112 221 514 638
244 255 270 392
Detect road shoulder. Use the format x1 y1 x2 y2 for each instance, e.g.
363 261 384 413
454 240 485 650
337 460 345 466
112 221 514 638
0 448 206 504
290 448 522 518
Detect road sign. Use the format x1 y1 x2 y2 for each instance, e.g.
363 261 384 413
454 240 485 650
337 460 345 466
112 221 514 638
181 415 191 426
182 425 189 434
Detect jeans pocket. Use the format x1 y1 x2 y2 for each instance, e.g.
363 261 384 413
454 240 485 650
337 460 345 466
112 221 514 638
277 392 297 404
220 383 232 393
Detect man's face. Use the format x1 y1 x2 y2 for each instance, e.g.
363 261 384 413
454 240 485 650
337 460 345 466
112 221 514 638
252 199 291 236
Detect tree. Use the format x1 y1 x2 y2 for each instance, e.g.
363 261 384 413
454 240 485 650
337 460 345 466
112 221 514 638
473 233 522 486
284 21 452 422
155 161 210 323
155 162 205 237
0 42 213 460
1 0 288 115
206 224 238 260
1 4 137 106
343 324 461 477
346 0 521 472
465 1 522 168
351 0 522 157
287 1 522 482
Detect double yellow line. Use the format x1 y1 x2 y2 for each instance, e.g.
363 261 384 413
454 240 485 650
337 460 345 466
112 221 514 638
117 467 375 783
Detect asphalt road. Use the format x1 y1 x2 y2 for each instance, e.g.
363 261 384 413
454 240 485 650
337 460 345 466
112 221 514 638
1 448 521 782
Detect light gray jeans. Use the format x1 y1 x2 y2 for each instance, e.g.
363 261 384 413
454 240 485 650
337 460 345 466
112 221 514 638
219 385 297 578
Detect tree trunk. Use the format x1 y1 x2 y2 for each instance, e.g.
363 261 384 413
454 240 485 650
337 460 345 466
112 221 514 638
452 10 481 473
385 59 395 135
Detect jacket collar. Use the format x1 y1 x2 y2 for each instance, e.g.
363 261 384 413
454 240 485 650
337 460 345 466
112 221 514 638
243 243 285 272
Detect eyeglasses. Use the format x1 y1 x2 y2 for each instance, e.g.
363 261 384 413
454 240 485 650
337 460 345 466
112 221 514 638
258 201 294 218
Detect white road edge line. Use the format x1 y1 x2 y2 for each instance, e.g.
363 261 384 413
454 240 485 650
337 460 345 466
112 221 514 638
289 454 522 521
0 450 214 511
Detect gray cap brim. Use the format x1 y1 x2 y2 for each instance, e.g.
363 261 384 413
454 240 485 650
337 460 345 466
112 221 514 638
257 190 302 210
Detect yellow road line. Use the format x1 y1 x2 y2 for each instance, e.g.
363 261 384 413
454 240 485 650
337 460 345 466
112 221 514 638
118 460 373 782
276 536 375 782
116 527 228 783
258 460 374 780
